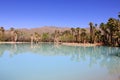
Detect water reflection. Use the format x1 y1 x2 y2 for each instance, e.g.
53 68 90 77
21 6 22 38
0 43 120 58
0 43 120 76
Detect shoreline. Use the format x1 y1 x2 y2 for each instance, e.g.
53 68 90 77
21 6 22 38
0 42 103 47
0 42 30 44
61 43 103 47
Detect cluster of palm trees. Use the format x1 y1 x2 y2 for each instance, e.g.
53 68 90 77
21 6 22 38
52 13 120 47
0 27 24 42
67 16 120 46
99 17 120 46
0 13 120 46
31 32 41 43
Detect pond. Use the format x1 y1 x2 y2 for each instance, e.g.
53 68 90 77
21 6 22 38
0 43 120 80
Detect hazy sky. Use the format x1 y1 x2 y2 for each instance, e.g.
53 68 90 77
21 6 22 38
0 0 120 29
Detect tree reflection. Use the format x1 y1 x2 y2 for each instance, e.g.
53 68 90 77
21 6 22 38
0 43 120 75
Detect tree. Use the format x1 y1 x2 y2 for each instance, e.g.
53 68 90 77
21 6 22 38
14 30 18 42
71 28 75 42
94 29 101 43
107 18 118 45
89 22 94 43
31 34 34 43
34 32 41 43
10 27 15 41
71 28 75 35
76 27 80 43
18 31 25 42
0 27 5 41
62 30 71 42
42 33 50 42
80 28 86 43
100 23 108 44
54 30 60 43
117 12 120 46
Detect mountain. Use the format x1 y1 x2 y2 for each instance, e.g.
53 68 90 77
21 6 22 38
17 26 70 34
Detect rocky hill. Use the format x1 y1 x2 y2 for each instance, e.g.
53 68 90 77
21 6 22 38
17 26 71 34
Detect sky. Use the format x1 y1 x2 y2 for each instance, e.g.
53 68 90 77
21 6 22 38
0 0 120 29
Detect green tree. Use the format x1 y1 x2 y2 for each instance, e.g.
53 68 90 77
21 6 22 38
18 31 25 42
10 27 15 41
107 18 118 45
94 29 101 43
100 23 108 44
31 34 34 43
0 27 5 41
14 30 18 42
34 32 41 43
71 28 75 42
54 30 60 43
89 22 94 43
42 33 50 42
76 27 80 43
64 30 71 42
80 28 86 43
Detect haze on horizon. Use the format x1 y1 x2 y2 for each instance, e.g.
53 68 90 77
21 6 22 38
0 0 120 29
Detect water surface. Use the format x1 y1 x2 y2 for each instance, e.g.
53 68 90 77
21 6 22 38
0 43 120 80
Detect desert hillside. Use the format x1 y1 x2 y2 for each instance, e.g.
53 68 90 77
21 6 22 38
17 26 71 34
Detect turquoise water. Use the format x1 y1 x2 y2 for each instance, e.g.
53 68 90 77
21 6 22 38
0 43 120 80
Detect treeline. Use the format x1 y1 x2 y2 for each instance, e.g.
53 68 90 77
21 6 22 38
0 13 120 46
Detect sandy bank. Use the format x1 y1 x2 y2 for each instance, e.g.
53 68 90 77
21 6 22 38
62 43 103 47
0 42 103 47
0 42 30 44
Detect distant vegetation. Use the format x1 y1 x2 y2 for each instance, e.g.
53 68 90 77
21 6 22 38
0 13 120 46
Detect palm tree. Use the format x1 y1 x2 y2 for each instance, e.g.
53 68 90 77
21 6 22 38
31 34 34 43
42 32 50 42
19 31 25 42
0 27 5 41
34 32 41 43
107 18 118 45
112 14 120 46
9 28 18 42
80 28 86 43
14 30 18 42
94 29 101 43
71 28 75 35
89 22 94 43
64 30 71 42
100 23 108 44
117 12 120 46
71 28 75 42
54 30 60 43
115 30 120 46
10 27 15 41
76 27 80 43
